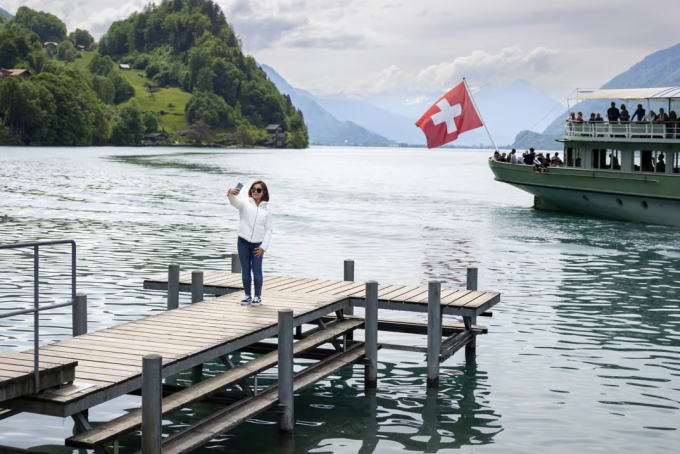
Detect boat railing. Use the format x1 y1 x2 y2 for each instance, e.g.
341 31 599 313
565 121 680 140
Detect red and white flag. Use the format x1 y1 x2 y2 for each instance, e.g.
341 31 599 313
415 81 483 149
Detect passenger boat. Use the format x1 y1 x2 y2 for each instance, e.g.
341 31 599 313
488 87 680 226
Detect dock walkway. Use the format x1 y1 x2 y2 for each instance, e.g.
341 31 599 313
0 353 77 402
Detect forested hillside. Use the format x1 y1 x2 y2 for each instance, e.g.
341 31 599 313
0 1 308 148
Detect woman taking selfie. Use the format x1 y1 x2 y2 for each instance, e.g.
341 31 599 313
228 180 273 306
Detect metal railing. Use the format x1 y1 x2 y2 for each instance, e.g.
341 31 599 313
565 122 680 140
0 240 77 391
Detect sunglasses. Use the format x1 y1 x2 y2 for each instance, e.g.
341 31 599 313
251 187 263 194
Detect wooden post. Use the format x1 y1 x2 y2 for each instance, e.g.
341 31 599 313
191 271 203 304
142 354 162 454
364 281 378 389
278 309 294 434
344 259 354 316
466 266 478 352
72 293 87 337
426 281 442 388
167 263 180 310
231 253 241 274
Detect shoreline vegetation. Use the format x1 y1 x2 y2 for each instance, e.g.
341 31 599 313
0 1 309 149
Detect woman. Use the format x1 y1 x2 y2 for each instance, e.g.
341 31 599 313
228 180 273 306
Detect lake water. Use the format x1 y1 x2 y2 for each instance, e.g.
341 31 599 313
1 146 679 453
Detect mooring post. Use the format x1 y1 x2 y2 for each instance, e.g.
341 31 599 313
167 263 180 310
142 354 162 454
191 270 204 304
344 259 355 316
278 309 294 434
426 281 442 388
466 266 478 352
231 253 241 274
72 293 88 337
365 281 378 389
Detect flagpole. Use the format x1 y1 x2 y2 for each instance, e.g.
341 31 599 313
463 78 499 152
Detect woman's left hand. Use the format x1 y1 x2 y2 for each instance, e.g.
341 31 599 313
254 247 265 258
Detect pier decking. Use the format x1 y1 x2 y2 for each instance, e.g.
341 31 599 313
0 353 77 402
1 257 502 454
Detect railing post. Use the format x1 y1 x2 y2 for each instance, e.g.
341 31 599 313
278 309 294 435
231 253 241 274
466 267 478 353
72 293 88 337
426 281 441 388
142 354 162 454
167 263 180 310
364 281 378 389
344 259 354 317
33 244 40 392
191 271 203 304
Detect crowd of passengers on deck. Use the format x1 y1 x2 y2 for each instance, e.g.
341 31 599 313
567 102 678 124
492 148 564 172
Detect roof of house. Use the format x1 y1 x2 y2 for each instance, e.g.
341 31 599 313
265 124 281 130
145 133 167 139
119 64 131 69
1 69 32 77
43 42 59 46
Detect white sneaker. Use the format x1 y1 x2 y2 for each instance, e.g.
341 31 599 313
240 296 252 305
251 296 262 306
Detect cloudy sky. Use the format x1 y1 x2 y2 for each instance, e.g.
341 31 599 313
6 0 680 100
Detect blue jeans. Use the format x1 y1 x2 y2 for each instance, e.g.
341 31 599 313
237 237 263 297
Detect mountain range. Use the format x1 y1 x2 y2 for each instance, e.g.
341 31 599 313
263 64 564 147
0 6 12 18
513 42 680 149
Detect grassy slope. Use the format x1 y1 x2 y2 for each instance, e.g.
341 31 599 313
67 51 191 131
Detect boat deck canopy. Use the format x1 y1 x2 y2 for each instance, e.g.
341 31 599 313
574 87 680 101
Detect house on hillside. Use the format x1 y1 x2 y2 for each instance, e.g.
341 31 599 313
0 69 32 80
265 124 286 148
76 45 87 51
43 42 58 51
146 84 159 93
144 133 168 143
119 64 131 71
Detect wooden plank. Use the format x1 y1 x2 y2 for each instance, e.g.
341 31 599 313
286 279 338 294
66 319 364 448
440 289 468 304
393 287 428 303
160 345 366 454
378 285 420 301
446 291 486 308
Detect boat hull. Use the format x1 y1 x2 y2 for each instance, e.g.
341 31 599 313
488 160 680 226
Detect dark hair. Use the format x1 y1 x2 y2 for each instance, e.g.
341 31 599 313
249 180 270 202
530 148 535 152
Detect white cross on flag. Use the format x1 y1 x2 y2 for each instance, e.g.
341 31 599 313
415 82 483 149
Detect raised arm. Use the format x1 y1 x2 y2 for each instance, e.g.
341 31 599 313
261 210 273 251
228 190 245 210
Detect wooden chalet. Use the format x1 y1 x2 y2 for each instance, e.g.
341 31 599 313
144 133 168 142
119 64 131 71
265 124 286 148
0 69 32 80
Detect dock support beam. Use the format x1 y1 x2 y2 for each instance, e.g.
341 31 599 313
278 309 294 434
344 260 354 316
167 263 180 310
190 271 205 379
364 281 378 389
466 266 478 353
231 253 241 274
142 354 162 454
72 293 87 337
426 281 442 388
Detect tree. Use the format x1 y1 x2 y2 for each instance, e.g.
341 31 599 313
13 7 67 42
195 67 215 92
186 121 211 144
56 41 75 61
92 75 116 104
185 91 232 128
110 101 144 146
143 111 159 132
87 53 115 76
69 29 94 47
235 124 254 147
64 48 75 62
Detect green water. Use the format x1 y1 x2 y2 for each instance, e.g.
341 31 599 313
0 147 679 453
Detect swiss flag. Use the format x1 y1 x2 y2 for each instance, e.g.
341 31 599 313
415 82 483 149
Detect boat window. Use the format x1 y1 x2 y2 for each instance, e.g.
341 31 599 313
566 147 582 167
633 150 666 173
591 149 620 170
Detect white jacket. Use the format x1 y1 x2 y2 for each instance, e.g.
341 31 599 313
228 193 273 251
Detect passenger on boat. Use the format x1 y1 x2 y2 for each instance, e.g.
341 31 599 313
657 154 666 173
657 108 669 122
646 111 658 122
619 105 630 123
533 153 542 170
589 113 596 122
526 148 536 165
607 102 620 122
576 112 584 122
632 104 646 122
493 151 501 161
609 152 620 170
510 149 518 164
595 113 604 122
567 112 576 122
551 152 563 166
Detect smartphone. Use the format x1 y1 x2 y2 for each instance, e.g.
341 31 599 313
235 183 243 191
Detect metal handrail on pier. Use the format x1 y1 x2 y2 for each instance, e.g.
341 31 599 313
565 121 680 140
0 240 80 391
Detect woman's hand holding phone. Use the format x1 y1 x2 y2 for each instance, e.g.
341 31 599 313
229 188 240 195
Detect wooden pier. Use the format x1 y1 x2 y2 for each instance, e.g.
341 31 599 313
0 257 501 454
